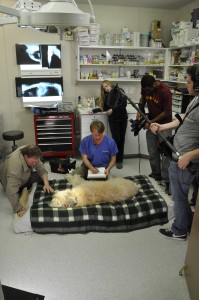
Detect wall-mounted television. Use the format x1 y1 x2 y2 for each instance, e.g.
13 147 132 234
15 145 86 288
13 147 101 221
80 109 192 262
15 44 61 73
15 77 63 107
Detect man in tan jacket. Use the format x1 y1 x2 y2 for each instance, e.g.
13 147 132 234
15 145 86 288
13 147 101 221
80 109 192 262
0 145 54 216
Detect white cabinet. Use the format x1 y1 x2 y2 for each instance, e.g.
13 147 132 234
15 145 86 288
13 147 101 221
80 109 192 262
139 130 149 156
77 109 108 139
124 113 139 156
165 43 199 83
77 46 166 82
125 113 148 157
77 108 148 158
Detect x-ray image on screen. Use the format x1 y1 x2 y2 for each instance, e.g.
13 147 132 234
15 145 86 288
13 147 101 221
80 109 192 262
15 77 63 97
16 44 61 69
41 45 61 69
16 44 41 65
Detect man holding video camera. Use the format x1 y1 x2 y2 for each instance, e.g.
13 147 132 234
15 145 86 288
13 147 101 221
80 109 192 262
137 75 172 193
150 64 199 240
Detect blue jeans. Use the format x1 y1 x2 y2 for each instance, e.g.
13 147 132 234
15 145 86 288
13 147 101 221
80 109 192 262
190 170 199 205
146 129 171 182
169 161 195 235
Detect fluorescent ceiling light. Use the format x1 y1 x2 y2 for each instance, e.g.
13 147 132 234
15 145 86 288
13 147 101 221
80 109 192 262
0 0 95 37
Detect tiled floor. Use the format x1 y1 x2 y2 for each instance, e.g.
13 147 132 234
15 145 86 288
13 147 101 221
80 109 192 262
0 157 190 300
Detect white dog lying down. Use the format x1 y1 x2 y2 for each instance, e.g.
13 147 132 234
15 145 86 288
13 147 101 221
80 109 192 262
49 174 140 208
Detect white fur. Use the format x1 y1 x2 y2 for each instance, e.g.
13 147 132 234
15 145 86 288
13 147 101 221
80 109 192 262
50 174 140 208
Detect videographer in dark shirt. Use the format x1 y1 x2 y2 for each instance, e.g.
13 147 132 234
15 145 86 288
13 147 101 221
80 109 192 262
137 75 172 193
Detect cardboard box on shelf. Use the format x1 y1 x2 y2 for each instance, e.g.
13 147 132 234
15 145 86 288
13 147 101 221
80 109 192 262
90 23 100 29
179 28 198 45
179 21 193 29
76 27 89 36
151 30 161 39
152 20 161 31
90 28 100 35
151 20 161 39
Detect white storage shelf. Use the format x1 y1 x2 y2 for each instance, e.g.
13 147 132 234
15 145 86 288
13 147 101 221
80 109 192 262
171 90 193 114
78 45 199 84
77 46 166 82
166 43 199 83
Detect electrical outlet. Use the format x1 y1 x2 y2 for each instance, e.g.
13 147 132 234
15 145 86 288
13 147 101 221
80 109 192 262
65 31 74 41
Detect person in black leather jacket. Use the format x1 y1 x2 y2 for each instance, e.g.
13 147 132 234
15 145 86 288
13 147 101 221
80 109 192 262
99 80 128 169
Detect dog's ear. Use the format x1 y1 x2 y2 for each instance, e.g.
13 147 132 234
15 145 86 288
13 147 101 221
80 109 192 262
68 197 78 207
65 190 77 207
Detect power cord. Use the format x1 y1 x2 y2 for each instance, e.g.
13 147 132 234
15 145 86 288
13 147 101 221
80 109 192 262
137 133 141 175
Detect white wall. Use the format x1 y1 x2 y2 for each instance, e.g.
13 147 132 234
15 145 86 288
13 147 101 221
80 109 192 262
0 0 198 149
177 0 199 21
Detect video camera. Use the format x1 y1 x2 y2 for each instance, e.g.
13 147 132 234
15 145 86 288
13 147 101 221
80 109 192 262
109 86 181 160
130 113 150 136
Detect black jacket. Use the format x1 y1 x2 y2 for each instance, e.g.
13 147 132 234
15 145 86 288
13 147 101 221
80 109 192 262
104 89 128 122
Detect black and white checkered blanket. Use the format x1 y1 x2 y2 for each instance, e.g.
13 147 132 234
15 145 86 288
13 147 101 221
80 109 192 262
30 175 168 234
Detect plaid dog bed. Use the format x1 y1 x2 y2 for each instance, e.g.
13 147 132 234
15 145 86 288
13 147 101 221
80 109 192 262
30 175 168 234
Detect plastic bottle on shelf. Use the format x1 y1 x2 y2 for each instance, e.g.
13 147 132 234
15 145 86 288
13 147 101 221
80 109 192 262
87 98 91 108
160 55 165 65
126 70 131 78
146 53 152 65
113 34 120 46
81 97 86 107
104 33 112 46
99 35 104 45
119 35 126 46
191 51 196 64
90 97 95 108
140 33 149 47
119 67 125 77
153 52 159 65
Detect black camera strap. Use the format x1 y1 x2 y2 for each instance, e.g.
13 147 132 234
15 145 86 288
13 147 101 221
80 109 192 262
173 97 199 138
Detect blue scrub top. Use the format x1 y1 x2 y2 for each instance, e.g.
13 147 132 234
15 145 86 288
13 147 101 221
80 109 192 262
79 134 118 168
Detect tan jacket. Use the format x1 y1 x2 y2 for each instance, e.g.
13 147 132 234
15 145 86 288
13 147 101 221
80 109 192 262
0 147 47 212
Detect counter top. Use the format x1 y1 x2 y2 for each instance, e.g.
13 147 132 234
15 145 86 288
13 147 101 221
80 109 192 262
77 104 138 115
77 107 105 115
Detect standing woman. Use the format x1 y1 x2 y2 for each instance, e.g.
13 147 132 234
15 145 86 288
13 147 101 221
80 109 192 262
99 80 128 169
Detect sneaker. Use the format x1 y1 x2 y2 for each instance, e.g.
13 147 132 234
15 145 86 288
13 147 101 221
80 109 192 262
159 228 187 241
148 173 162 181
159 180 166 187
116 163 123 169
